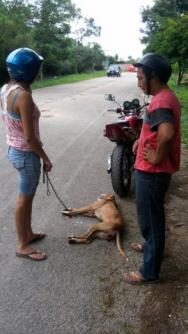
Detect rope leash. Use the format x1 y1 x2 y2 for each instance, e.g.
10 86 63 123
43 170 70 211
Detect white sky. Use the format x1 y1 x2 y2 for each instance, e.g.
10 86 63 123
72 0 154 60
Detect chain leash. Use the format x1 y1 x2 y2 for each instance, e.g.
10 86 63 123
43 170 70 211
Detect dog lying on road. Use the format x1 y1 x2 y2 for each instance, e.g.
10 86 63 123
62 194 128 260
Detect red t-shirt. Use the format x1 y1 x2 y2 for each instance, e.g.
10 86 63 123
135 87 181 173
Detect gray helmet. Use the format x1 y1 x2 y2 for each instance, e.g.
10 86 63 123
134 53 172 95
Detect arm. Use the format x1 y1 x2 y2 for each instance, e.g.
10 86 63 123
132 139 139 154
15 91 53 172
142 122 174 165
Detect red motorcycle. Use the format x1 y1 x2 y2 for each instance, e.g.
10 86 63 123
104 94 148 197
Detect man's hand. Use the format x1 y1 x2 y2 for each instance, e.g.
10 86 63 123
142 122 174 165
142 144 159 165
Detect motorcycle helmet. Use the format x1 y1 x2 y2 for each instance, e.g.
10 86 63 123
134 53 172 95
6 48 43 82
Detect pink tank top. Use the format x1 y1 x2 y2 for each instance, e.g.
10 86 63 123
1 83 41 151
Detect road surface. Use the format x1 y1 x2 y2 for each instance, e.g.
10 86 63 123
0 73 187 334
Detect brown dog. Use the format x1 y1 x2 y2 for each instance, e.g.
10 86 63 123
62 194 128 260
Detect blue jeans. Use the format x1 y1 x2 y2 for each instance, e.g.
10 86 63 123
8 146 41 195
135 169 171 280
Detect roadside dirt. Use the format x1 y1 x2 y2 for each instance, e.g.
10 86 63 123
144 146 188 334
112 146 188 334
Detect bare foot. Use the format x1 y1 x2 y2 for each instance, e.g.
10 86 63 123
123 271 159 284
28 232 46 244
123 271 146 284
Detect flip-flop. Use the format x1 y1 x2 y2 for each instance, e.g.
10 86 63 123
130 242 144 252
123 271 159 285
29 233 46 244
16 250 47 261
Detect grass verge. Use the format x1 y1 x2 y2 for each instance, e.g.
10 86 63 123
169 74 188 148
32 70 105 89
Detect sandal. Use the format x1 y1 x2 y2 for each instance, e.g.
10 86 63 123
123 271 159 285
130 242 144 252
16 250 47 261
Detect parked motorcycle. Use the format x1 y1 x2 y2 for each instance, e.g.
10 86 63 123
104 94 148 197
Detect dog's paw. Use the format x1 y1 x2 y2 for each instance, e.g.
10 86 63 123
67 236 77 244
62 209 72 216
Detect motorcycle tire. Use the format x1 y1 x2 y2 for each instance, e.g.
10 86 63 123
111 145 131 197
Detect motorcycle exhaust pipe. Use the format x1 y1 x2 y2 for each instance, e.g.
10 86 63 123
107 155 112 174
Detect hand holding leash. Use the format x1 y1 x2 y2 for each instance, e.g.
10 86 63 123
43 158 53 172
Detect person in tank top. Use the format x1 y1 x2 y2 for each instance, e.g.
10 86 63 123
1 48 53 261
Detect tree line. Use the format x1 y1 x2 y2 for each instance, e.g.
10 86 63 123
0 0 118 84
1 0 188 85
140 0 188 84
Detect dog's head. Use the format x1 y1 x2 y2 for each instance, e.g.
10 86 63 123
99 193 115 202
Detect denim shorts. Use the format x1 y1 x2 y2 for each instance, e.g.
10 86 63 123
8 146 41 195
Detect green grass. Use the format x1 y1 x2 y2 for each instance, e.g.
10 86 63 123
32 70 106 89
169 74 188 148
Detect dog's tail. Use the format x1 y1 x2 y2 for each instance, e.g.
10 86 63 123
116 231 129 261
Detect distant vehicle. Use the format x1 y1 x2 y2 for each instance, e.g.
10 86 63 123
107 64 121 77
126 64 137 72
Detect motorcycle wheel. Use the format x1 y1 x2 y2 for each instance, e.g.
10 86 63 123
111 145 131 197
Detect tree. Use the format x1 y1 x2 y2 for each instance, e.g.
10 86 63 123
0 0 106 81
68 41 105 73
157 15 188 84
74 17 101 43
140 0 188 84
32 0 79 75
0 0 34 83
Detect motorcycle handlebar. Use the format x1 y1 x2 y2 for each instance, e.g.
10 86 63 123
107 108 124 114
106 101 149 115
122 102 149 115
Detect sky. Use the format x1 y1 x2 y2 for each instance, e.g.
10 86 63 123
72 0 154 61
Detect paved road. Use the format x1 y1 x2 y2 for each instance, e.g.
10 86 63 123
1 73 186 334
0 73 143 334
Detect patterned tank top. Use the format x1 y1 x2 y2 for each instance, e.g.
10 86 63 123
1 83 41 151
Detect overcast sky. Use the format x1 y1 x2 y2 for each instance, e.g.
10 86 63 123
72 0 154 60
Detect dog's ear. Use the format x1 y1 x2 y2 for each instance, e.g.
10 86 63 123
100 194 115 201
99 193 115 201
99 193 107 199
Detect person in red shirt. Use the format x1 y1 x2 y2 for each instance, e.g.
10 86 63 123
123 53 181 284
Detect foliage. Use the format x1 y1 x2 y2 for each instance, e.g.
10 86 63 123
0 0 105 83
0 0 34 81
75 17 101 43
32 0 77 75
67 42 105 73
169 75 188 148
140 0 188 84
